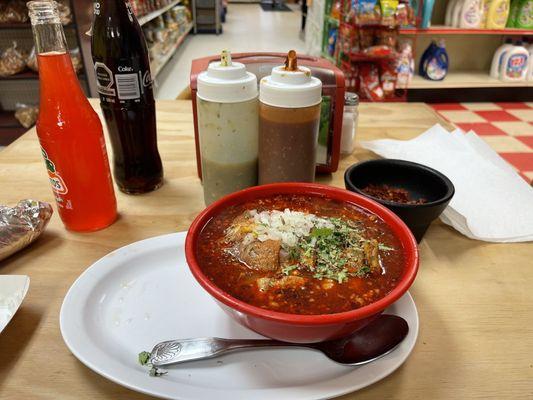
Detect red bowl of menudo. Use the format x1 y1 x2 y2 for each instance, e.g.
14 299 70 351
185 183 419 343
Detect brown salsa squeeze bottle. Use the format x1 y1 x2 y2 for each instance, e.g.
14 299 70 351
258 51 323 184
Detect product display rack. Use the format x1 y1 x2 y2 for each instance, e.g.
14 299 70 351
194 0 222 34
330 1 423 102
0 0 89 145
137 0 184 25
151 22 195 77
316 0 532 102
403 0 532 99
400 26 533 35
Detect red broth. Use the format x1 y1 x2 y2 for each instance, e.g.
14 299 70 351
196 194 405 315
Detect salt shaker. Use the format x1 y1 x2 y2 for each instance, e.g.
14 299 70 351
340 92 359 155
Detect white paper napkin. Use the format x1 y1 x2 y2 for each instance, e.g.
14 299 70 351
360 124 533 242
0 275 30 333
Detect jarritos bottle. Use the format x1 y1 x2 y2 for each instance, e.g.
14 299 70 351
28 1 117 232
91 0 163 194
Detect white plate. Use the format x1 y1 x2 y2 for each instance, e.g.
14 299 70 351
0 275 30 333
60 232 418 400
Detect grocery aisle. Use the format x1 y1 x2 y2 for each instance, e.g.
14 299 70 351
154 3 306 99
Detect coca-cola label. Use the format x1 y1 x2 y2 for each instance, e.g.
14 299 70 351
94 61 152 103
95 62 116 97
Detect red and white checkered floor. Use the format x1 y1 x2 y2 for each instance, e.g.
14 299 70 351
430 102 533 184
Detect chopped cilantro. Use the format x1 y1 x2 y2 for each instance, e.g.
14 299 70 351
138 351 167 377
282 264 299 275
310 227 333 238
138 351 151 366
279 217 390 283
287 246 300 261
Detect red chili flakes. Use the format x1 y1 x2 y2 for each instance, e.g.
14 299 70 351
362 184 427 205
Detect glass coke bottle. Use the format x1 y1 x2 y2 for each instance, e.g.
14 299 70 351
91 0 164 194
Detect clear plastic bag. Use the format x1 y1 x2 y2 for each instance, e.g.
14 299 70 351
0 200 53 262
0 0 29 24
27 46 38 72
14 103 39 129
0 42 27 77
57 0 73 25
70 47 82 73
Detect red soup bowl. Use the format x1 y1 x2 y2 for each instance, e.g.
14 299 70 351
185 183 419 343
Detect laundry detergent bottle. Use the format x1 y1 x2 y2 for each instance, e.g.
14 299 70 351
451 0 465 26
486 0 511 28
507 0 520 26
514 0 533 29
500 41 529 81
446 0 460 25
420 40 449 81
528 42 533 81
459 0 483 28
419 40 436 77
490 38 513 78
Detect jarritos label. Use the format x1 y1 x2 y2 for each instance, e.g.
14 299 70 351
42 147 68 196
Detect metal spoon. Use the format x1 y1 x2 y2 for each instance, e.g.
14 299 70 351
149 314 408 367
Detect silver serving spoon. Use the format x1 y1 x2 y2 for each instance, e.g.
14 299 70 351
149 314 408 367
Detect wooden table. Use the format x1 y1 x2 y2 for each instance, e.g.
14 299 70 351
0 100 531 399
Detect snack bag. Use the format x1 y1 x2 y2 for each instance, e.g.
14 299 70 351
380 61 398 98
0 0 28 23
0 42 27 77
380 0 399 26
14 103 39 129
359 63 384 101
357 0 381 25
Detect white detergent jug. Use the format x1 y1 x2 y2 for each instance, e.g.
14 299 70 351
459 0 483 28
451 0 466 26
490 39 514 78
446 0 460 25
500 41 529 81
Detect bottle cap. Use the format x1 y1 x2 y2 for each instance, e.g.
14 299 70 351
197 50 258 103
259 50 322 108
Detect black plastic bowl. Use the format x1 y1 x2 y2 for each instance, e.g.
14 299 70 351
344 159 455 242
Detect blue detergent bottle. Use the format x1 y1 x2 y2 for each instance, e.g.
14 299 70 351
419 40 437 77
420 40 449 81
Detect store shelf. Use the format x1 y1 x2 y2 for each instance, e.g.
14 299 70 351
152 23 193 78
0 70 85 81
0 71 39 80
400 26 533 35
409 72 533 89
0 111 20 128
0 111 25 146
138 0 182 26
